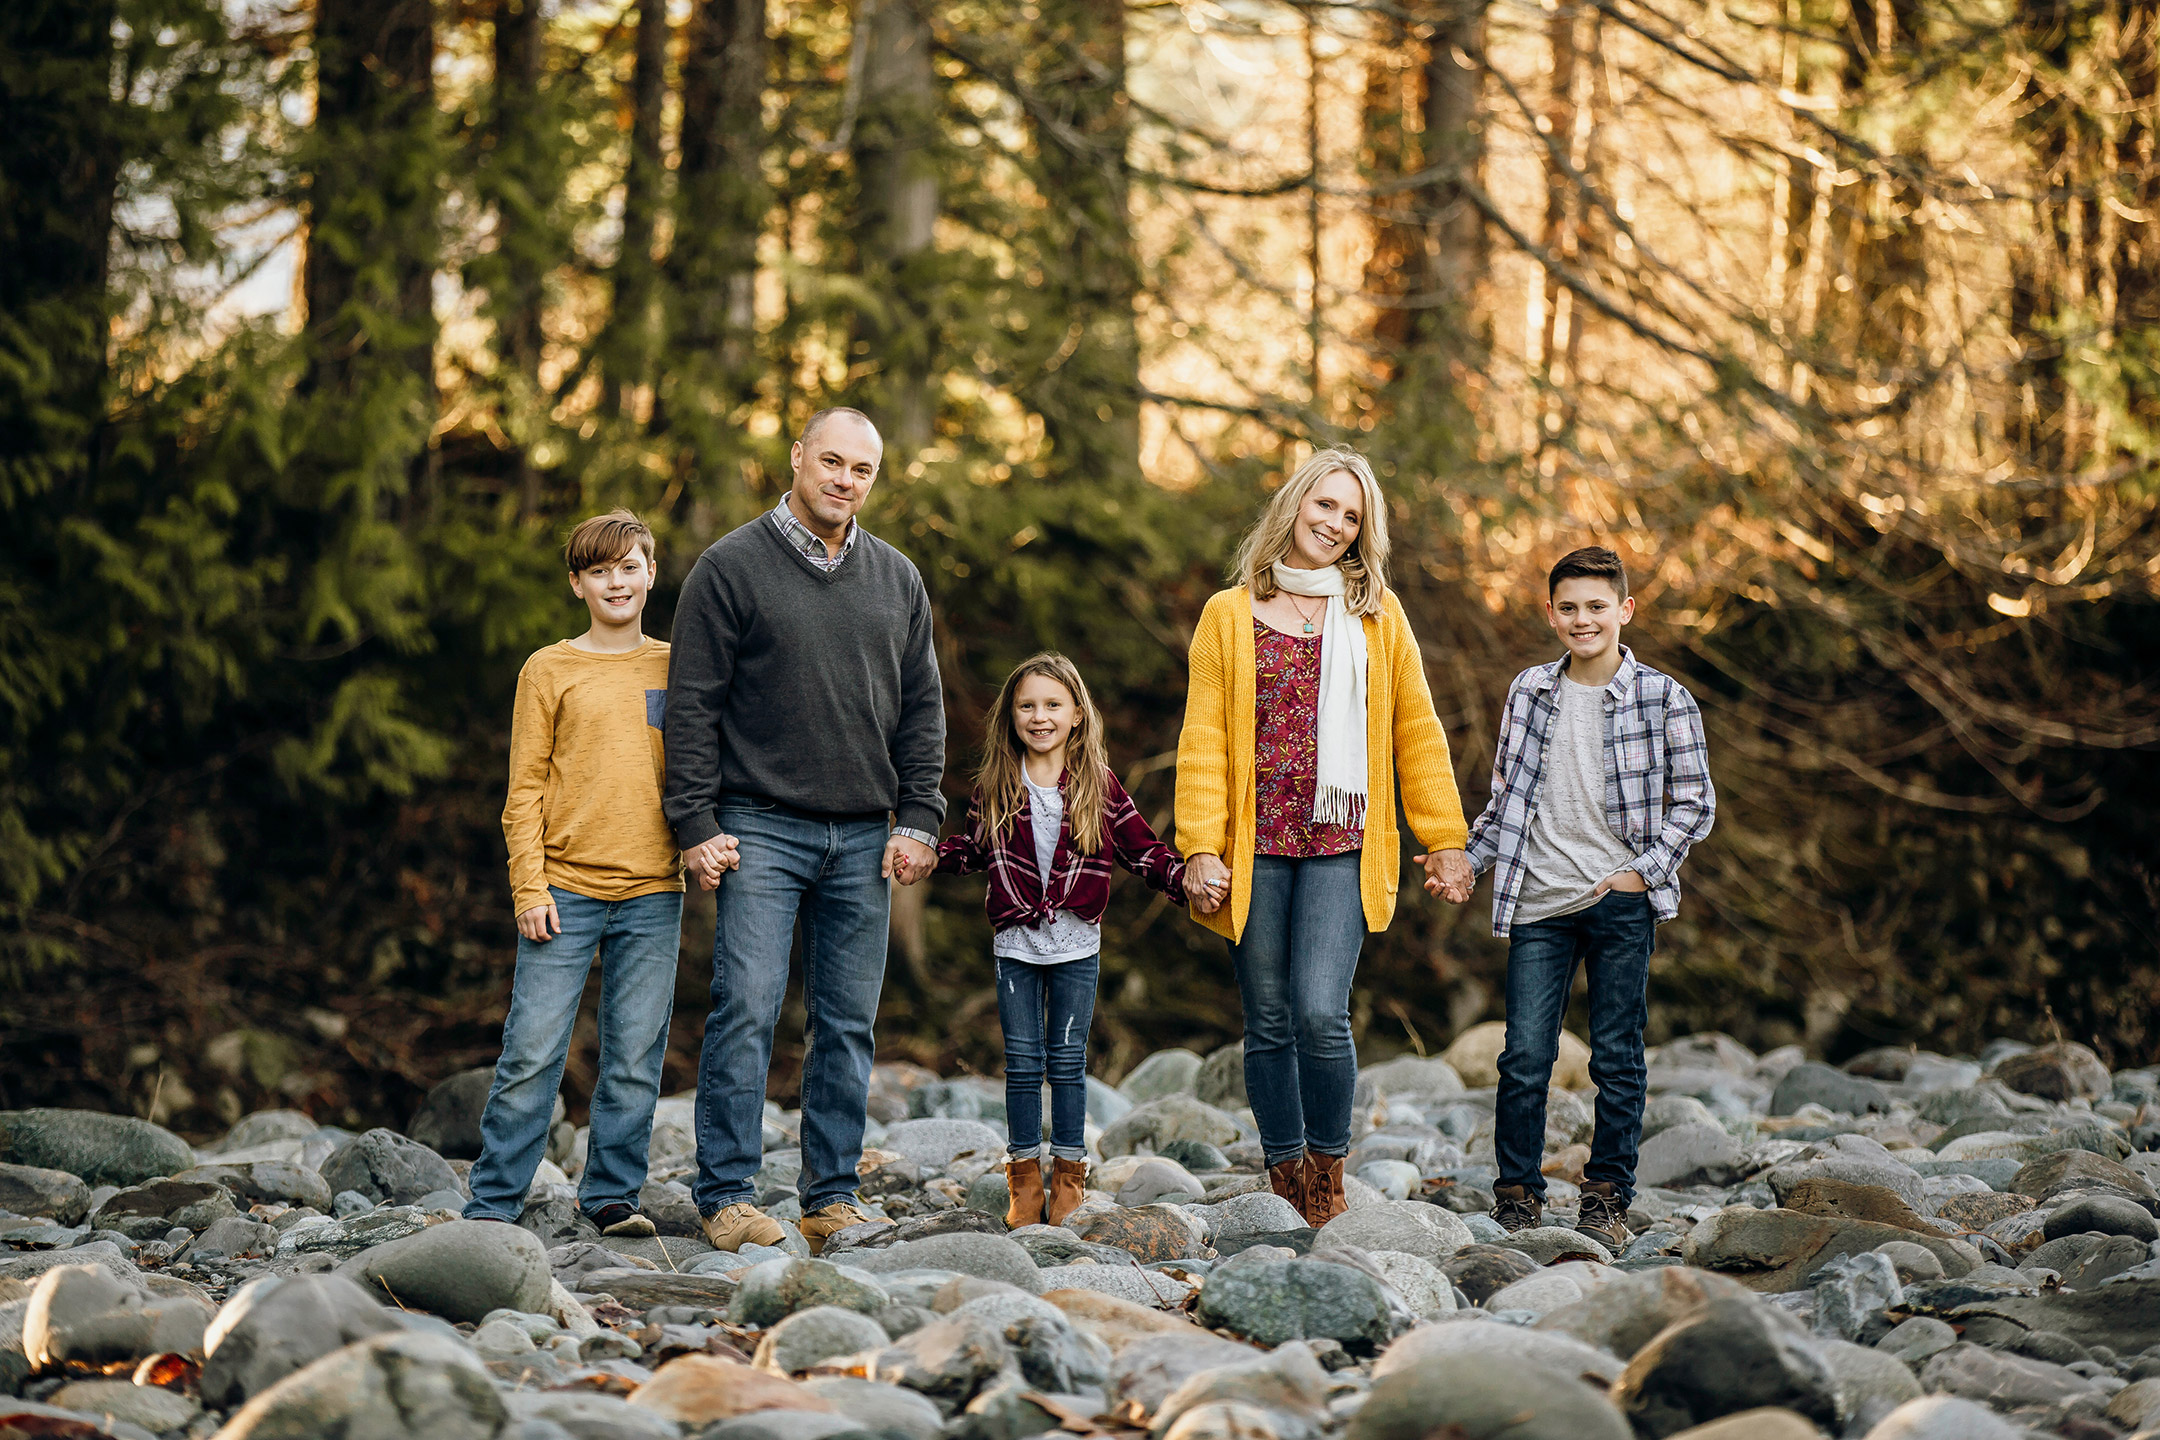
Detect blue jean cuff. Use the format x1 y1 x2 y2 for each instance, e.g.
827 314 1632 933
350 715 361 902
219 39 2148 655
1007 1144 1043 1160
1048 1145 1087 1162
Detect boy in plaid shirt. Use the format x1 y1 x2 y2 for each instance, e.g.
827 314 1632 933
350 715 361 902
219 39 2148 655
1460 546 1715 1249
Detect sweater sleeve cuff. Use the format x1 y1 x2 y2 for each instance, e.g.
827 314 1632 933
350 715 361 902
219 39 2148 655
894 801 945 838
673 812 723 851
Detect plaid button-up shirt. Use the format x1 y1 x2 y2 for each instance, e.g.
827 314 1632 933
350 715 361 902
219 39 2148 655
770 499 857 572
935 768 1187 932
1464 647 1715 937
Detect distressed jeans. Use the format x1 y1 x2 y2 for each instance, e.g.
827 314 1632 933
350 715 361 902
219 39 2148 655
1230 852 1366 1166
1494 890 1657 1202
692 798 890 1216
465 886 682 1222
995 954 1099 1160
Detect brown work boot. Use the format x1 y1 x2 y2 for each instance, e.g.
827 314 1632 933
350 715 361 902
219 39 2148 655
701 1201 786 1253
1268 1156 1306 1219
1575 1181 1632 1252
798 1200 873 1256
1005 1157 1046 1229
1301 1151 1347 1227
1045 1158 1088 1227
1490 1183 1544 1233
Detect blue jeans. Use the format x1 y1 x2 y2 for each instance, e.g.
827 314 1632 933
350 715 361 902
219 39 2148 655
996 955 1098 1160
465 886 682 1222
693 800 890 1216
1230 852 1366 1167
1495 891 1656 1201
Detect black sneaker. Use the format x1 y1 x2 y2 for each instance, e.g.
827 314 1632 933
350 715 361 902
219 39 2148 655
586 1203 657 1238
1490 1183 1544 1233
1575 1181 1632 1251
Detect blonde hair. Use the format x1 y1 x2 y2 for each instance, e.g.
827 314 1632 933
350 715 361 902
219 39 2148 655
1231 446 1391 618
974 653 1111 854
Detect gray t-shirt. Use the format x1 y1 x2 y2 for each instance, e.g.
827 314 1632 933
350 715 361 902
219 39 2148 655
1515 676 1641 924
993 776 1101 965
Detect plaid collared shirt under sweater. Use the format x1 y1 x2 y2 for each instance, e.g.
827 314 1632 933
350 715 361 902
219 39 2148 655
934 768 1188 932
770 499 857 572
1464 646 1716 937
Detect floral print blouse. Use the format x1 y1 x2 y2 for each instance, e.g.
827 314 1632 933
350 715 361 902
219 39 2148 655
1253 619 1363 857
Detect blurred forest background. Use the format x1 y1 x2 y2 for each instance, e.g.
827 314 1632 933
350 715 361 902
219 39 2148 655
3 0 2157 1139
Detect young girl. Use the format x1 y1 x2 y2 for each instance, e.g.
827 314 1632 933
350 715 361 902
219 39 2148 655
935 653 1189 1228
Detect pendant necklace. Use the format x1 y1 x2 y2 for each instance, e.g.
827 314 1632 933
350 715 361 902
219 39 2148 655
1288 595 1323 635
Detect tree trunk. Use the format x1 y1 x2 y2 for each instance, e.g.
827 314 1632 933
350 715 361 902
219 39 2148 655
853 0 941 452
666 0 769 470
607 0 672 419
1533 3 1600 443
1360 0 1487 402
305 0 439 419
489 0 546 511
1029 0 1139 485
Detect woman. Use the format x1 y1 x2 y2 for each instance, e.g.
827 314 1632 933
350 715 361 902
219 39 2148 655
1175 447 1474 1226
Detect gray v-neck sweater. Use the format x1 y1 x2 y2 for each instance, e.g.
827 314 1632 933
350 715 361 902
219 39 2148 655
662 515 947 849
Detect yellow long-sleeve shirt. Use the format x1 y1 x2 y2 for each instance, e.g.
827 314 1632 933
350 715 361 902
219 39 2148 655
1175 585 1470 941
503 638 684 916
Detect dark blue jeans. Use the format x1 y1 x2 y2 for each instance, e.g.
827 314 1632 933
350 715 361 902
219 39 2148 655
693 799 890 1216
1230 852 1366 1167
465 887 682 1222
1495 891 1656 1202
995 955 1098 1161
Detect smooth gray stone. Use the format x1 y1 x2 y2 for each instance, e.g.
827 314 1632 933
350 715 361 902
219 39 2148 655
22 1264 211 1367
1347 1353 1630 1440
845 1234 1043 1294
334 1217 551 1321
318 1128 461 1207
212 1330 506 1440
0 1162 93 1225
200 1272 402 1407
755 1304 889 1374
0 1109 193 1189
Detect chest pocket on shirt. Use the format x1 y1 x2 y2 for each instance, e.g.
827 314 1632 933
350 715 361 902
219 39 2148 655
646 689 666 729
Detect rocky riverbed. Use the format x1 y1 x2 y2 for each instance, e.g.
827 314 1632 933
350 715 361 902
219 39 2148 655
3 1026 2158 1440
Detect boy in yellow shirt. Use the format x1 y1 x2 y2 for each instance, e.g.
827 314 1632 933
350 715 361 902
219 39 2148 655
465 510 733 1236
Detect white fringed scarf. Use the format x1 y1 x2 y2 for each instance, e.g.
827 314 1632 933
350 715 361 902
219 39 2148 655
1270 561 1368 826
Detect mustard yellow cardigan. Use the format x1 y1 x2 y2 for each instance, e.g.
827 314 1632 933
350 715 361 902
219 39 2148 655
1175 585 1470 941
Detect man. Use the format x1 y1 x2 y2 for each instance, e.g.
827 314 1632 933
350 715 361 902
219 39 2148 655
663 407 946 1253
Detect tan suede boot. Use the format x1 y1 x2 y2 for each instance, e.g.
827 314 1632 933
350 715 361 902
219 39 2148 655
1005 1158 1046 1229
1268 1156 1307 1219
1045 1158 1088 1227
1301 1151 1347 1227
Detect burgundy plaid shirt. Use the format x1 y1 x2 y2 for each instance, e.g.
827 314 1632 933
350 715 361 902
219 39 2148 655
935 768 1187 932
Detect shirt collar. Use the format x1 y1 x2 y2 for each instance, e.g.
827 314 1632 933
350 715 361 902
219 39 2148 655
770 498 856 563
1530 645 1639 700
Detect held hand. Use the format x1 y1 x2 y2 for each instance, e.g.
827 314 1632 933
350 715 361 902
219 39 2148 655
1185 854 1231 915
516 901 561 942
683 836 738 892
1415 848 1475 904
1593 868 1648 897
884 835 936 886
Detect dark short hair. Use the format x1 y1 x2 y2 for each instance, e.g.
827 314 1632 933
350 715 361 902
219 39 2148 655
1548 545 1628 600
800 406 879 449
564 509 655 572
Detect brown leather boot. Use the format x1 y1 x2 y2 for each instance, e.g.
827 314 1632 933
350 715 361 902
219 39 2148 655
1301 1151 1347 1227
1005 1157 1045 1229
1045 1157 1088 1227
1268 1156 1306 1219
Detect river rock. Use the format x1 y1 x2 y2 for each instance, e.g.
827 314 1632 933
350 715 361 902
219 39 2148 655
2011 1148 2158 1207
183 1215 280 1261
1114 1159 1207 1208
1443 1023 1591 1090
629 1354 837 1426
1152 1341 1328 1437
758 1305 891 1374
1440 1244 1541 1304
802 1377 945 1440
0 1110 194 1189
1876 1315 1957 1365
1367 1250 1455 1317
1611 1297 1839 1438
333 1217 551 1320
1376 1316 1625 1386
867 1311 1011 1406
1108 1333 1263 1416
406 1067 508 1160
847 1234 1042 1293
1073 1206 1203 1262
200 1272 403 1407
178 1160 334 1212
1349 1353 1631 1440
1859 1394 2024 1440
503 1391 684 1440
1097 1098 1244 1159
1636 1124 1746 1189
1535 1266 1755 1359
318 1128 461 1207
1194 1044 1248 1111
1992 1042 2109 1101
1500 1225 1614 1266
1360 1056 1466 1102
1931 1190 2032 1229
1918 1341 2096 1407
1769 1064 1890 1117
44 1377 200 1434
0 1163 92 1225
734 1257 892 1325
213 1329 505 1440
2044 1192 2159 1241
1815 1335 1923 1430
1193 1192 1305 1250
1313 1200 1469 1262
1045 1290 1213 1354
1680 1207 1977 1292
23 1265 211 1366
1193 1255 1392 1350
1120 1051 1204 1103
88 1178 240 1240
879 1119 1007 1171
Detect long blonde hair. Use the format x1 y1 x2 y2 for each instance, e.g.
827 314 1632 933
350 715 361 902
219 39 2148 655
1231 446 1391 618
974 653 1111 854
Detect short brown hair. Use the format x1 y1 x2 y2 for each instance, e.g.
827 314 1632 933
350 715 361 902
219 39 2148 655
564 509 655 572
1549 545 1628 599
